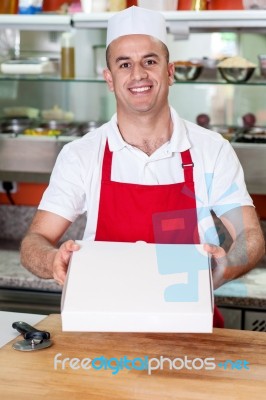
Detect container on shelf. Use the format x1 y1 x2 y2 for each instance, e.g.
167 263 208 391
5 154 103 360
177 0 191 9
191 0 208 10
18 0 43 14
0 57 58 75
137 0 178 11
0 0 18 14
80 0 92 12
258 55 266 78
208 0 243 10
81 0 108 12
42 0 69 12
108 0 127 11
60 31 75 79
127 0 138 6
242 0 266 9
92 0 108 12
93 45 106 77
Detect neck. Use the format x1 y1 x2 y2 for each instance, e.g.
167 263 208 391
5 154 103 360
117 106 173 156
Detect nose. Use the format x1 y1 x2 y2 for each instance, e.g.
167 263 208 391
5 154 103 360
131 63 148 81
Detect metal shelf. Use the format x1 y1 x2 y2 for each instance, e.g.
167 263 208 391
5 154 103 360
72 10 266 34
1 74 266 85
0 75 106 83
0 14 71 31
0 11 266 33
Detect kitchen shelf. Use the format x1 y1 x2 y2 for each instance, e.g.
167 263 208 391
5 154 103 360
0 11 266 33
172 79 266 85
72 10 266 34
0 75 106 83
0 14 71 31
1 74 266 85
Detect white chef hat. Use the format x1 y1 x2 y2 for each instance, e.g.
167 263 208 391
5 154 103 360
106 6 167 48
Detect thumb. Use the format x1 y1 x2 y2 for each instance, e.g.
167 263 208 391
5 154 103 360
203 243 226 258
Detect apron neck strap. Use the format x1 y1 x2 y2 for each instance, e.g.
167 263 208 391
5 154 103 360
181 150 194 182
102 140 113 181
102 141 194 183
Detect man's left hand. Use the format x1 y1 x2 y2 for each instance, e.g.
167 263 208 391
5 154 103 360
203 243 227 290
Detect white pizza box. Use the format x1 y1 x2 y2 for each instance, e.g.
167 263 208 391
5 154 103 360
61 241 213 333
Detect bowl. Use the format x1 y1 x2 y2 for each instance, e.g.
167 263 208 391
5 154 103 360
242 0 266 9
0 117 34 134
174 62 203 82
258 55 266 78
218 67 255 83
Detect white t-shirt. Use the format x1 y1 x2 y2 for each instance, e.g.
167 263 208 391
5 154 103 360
39 107 253 244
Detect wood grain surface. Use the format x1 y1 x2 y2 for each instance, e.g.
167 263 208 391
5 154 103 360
0 314 266 399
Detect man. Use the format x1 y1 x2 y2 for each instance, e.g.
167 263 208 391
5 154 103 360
20 7 264 326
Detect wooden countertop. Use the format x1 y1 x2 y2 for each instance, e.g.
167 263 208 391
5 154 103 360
1 314 266 399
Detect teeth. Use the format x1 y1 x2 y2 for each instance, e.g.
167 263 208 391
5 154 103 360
130 86 151 93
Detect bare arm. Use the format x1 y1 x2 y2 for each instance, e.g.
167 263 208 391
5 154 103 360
204 206 265 289
20 210 80 284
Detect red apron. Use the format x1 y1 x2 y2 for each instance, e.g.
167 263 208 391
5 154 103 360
95 140 224 328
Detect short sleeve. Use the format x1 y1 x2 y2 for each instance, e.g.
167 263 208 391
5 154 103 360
209 140 253 217
38 144 86 221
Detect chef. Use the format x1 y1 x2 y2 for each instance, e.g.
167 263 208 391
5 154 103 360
20 6 264 327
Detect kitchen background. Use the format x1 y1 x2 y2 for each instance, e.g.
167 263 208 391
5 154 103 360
0 0 265 330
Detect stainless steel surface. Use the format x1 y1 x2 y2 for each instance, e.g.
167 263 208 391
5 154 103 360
0 136 67 183
0 288 61 314
232 143 266 194
218 67 255 83
244 310 266 331
174 64 203 81
0 118 33 134
0 135 265 192
218 307 242 330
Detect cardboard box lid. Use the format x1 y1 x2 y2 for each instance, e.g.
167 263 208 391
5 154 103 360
61 241 213 333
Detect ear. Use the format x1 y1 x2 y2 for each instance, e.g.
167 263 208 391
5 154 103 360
168 62 175 86
103 68 114 92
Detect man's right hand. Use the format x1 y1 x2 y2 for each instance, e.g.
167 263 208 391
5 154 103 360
52 240 80 285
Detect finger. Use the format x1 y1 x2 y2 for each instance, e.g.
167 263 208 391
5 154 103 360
203 243 226 258
53 250 69 284
63 240 80 252
59 241 80 264
53 264 67 285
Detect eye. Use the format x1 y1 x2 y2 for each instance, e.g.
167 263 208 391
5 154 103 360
145 59 156 66
120 62 130 68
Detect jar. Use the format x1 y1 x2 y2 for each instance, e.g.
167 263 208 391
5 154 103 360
191 0 208 10
127 0 137 5
177 0 191 9
42 0 70 12
61 32 75 79
108 0 127 11
208 0 244 9
92 0 108 11
0 0 18 14
93 45 106 76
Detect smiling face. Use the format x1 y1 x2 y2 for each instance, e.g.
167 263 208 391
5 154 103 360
104 34 175 116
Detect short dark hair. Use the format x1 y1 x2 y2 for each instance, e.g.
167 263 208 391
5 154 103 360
106 40 170 70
